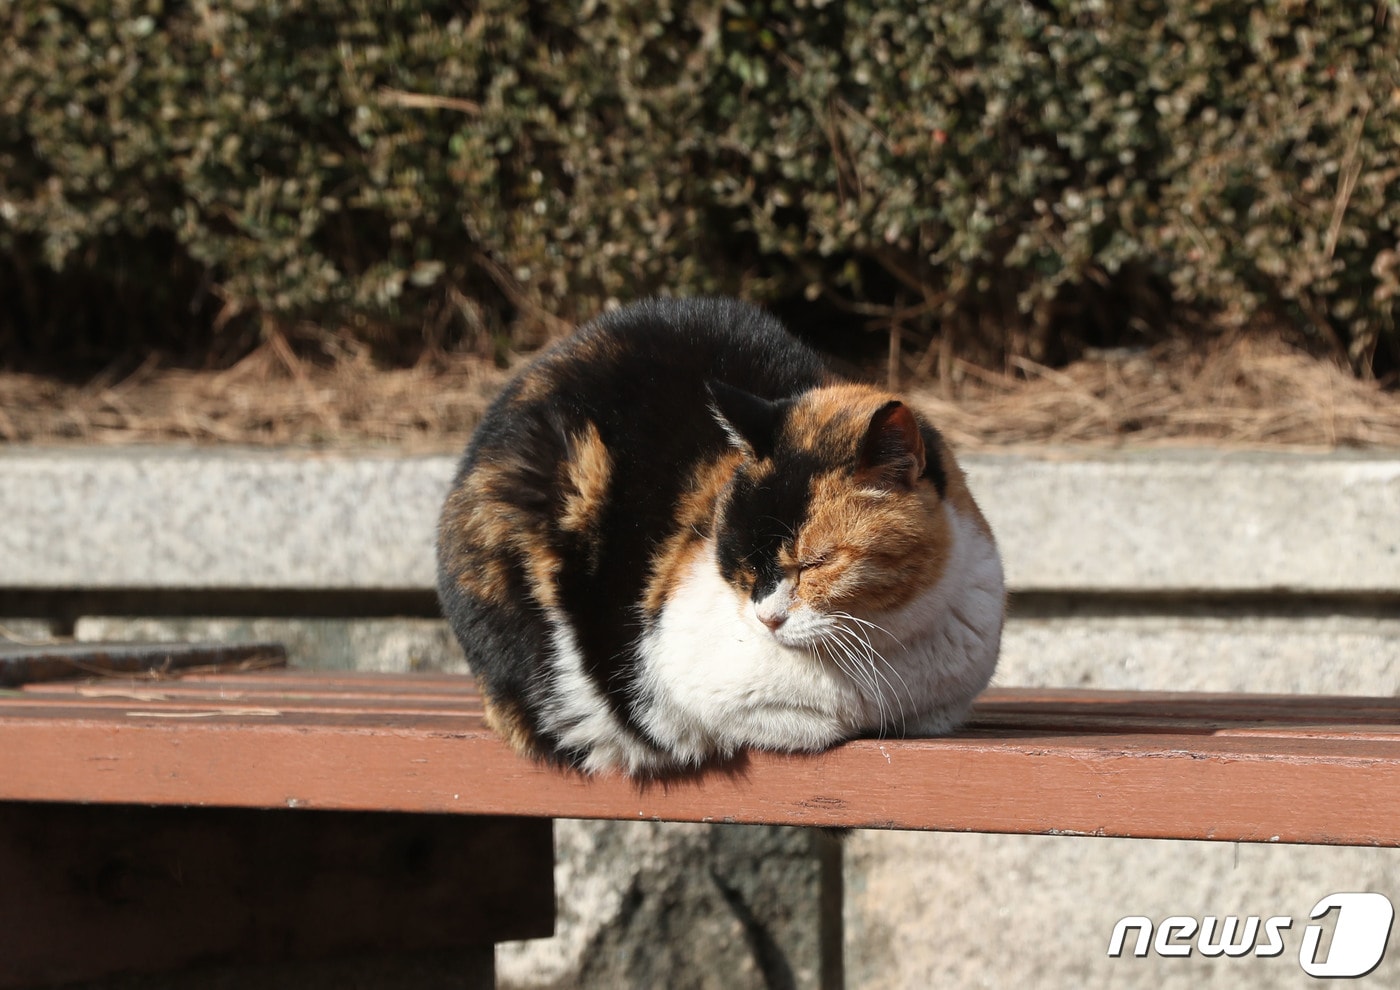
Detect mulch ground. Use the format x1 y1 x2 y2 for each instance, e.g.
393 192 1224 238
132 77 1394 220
2 332 1398 452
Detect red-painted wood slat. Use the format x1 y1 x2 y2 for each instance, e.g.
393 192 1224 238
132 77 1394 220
4 666 1399 846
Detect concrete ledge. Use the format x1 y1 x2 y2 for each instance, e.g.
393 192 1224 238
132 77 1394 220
2 447 1397 593
979 450 1400 594
0 448 447 591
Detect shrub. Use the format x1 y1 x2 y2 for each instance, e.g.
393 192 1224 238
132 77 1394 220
1 0 1396 376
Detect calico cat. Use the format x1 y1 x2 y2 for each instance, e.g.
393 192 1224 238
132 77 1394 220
437 297 1004 775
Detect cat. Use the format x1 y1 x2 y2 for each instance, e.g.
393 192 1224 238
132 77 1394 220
437 296 1004 775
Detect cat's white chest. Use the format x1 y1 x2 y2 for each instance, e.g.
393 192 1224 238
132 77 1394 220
635 546 864 764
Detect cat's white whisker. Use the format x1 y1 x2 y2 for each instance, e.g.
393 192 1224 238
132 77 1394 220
825 622 899 737
827 617 912 735
822 633 877 711
831 611 906 650
811 640 861 705
813 640 880 735
819 629 889 736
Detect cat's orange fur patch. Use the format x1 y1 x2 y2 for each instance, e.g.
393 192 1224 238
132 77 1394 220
482 693 544 759
439 483 512 607
439 457 562 610
784 383 900 458
509 363 558 406
559 422 612 554
790 470 951 615
786 382 994 557
642 450 744 615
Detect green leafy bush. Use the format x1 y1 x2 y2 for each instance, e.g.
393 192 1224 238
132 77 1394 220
2 0 1396 374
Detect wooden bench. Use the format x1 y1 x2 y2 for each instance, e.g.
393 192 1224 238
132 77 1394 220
4 642 1400 988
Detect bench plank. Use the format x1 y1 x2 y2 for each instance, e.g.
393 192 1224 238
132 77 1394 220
3 669 1398 847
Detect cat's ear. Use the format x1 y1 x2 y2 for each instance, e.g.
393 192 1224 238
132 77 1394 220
707 381 784 461
858 400 926 489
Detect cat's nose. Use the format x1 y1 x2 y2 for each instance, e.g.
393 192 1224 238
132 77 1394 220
759 613 787 632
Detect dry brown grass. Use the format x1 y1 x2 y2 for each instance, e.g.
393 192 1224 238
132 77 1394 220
910 334 1400 450
2 332 1398 451
0 344 506 451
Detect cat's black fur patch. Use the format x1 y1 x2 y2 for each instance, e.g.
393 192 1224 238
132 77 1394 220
918 425 950 499
715 449 827 602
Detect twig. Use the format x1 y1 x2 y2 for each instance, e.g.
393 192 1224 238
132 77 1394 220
1325 106 1368 262
378 87 481 115
473 252 573 338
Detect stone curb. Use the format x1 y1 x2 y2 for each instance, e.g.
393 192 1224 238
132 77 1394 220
2 447 1397 593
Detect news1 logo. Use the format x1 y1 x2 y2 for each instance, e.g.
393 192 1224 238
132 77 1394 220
1109 892 1395 978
